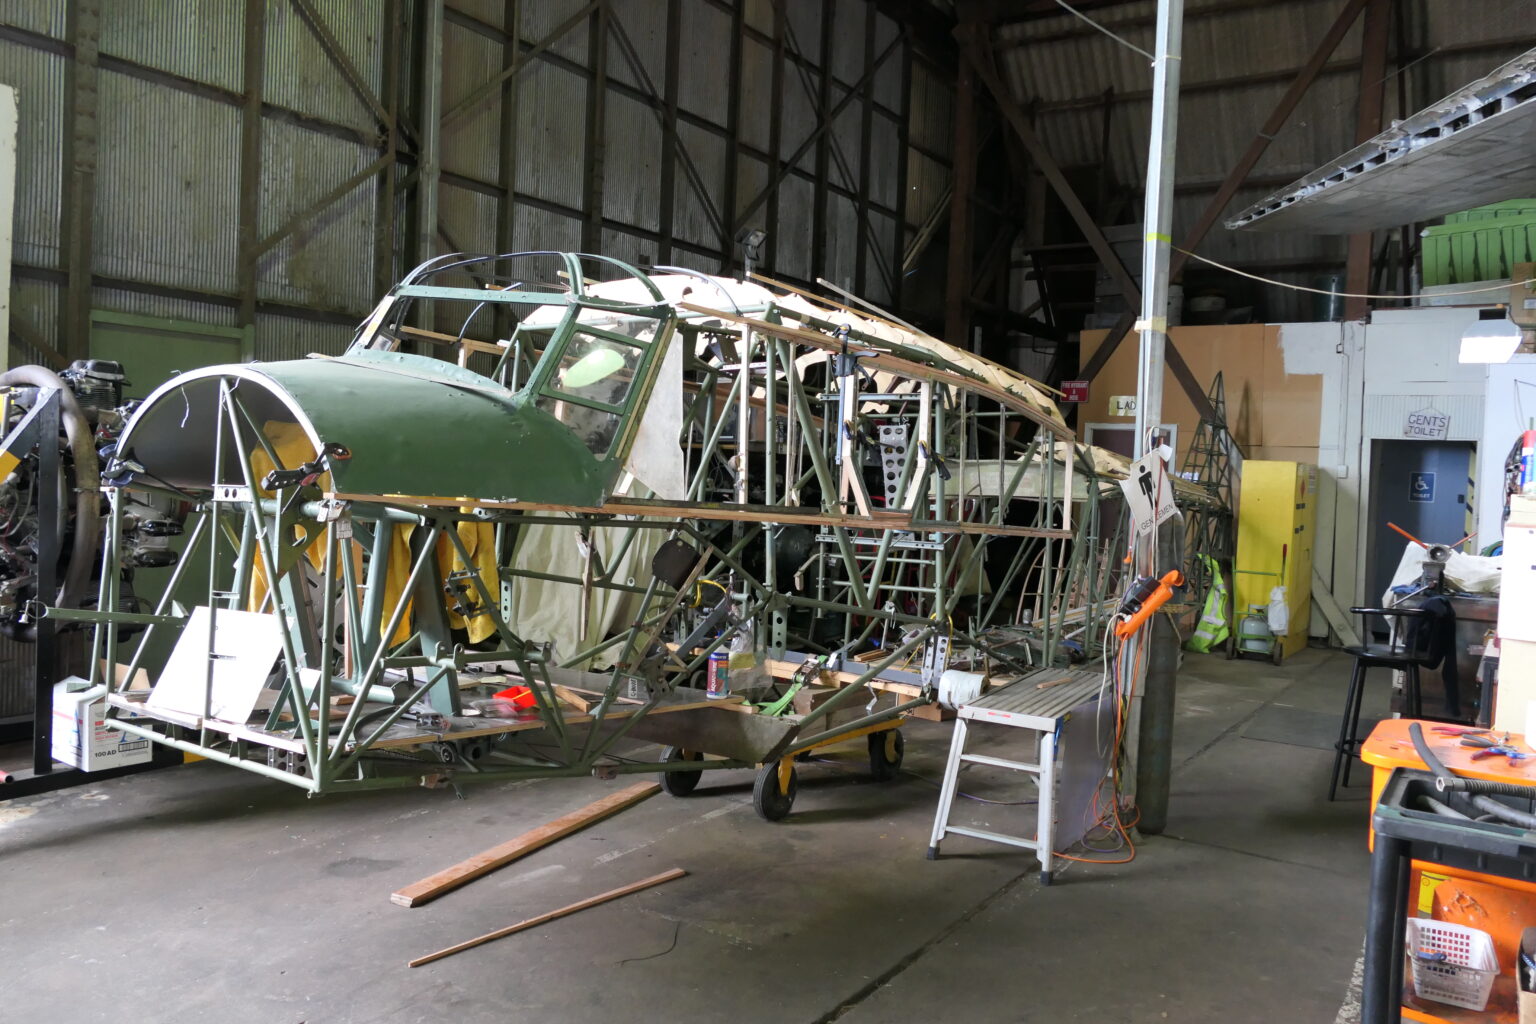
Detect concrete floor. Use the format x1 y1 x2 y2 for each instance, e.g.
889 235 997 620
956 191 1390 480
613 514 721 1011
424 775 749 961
0 647 1383 1023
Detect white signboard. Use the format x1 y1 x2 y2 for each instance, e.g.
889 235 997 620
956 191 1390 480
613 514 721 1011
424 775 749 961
1118 450 1179 537
1404 407 1450 440
1109 395 1138 417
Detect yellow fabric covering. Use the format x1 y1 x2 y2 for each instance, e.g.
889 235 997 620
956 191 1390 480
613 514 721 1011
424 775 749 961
246 422 497 647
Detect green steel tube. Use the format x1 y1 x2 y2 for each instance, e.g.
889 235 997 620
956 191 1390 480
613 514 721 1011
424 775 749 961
329 525 442 761
795 627 933 730
118 511 211 694
106 719 319 792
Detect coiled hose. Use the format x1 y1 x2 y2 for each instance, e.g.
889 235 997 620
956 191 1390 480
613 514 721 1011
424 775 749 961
0 366 100 640
1408 721 1536 827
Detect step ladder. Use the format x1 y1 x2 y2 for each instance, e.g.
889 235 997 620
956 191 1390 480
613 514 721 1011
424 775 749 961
926 668 1108 885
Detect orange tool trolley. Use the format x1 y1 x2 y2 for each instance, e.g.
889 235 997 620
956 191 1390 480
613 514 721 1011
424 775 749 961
1361 720 1536 1022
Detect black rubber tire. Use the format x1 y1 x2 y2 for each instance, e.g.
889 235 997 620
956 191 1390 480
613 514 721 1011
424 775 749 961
1225 634 1238 660
868 730 905 781
658 746 705 797
1271 642 1284 667
752 762 798 821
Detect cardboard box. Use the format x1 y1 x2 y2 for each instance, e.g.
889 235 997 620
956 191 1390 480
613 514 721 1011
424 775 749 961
51 676 151 771
1514 263 1536 327
1519 927 1536 1024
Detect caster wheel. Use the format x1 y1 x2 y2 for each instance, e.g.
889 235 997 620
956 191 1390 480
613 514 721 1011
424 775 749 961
1271 644 1284 667
868 730 905 781
1225 637 1237 660
658 746 704 797
752 761 798 821
926 845 939 861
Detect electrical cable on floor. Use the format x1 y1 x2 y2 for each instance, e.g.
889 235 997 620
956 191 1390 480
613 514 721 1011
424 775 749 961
616 921 681 966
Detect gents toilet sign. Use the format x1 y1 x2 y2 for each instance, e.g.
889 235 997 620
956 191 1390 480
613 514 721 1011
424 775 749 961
1404 407 1450 440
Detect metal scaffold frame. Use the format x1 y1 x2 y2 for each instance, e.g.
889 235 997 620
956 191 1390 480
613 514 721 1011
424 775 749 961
55 251 1141 797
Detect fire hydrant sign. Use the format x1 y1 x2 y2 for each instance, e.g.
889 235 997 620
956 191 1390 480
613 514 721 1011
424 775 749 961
1060 380 1089 403
1404 407 1450 440
1118 450 1179 537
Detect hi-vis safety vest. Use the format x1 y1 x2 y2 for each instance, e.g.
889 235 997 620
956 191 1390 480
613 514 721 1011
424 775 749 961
1185 554 1230 653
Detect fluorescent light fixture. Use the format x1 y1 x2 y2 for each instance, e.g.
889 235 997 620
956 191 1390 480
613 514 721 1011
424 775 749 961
1458 311 1522 364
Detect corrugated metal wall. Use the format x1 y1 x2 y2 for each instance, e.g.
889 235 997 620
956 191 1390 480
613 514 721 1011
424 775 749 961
0 0 940 720
2 0 931 366
995 0 1535 322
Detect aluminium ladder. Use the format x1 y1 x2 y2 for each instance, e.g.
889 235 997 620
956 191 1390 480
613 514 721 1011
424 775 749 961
926 669 1107 885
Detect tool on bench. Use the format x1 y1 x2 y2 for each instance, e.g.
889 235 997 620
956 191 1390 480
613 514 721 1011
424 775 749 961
1433 726 1492 738
261 441 351 490
1459 734 1530 765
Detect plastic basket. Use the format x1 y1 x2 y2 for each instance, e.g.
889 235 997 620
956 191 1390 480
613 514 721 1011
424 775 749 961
1406 919 1498 1011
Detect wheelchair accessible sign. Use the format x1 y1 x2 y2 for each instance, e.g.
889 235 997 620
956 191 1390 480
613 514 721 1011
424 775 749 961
1410 471 1435 503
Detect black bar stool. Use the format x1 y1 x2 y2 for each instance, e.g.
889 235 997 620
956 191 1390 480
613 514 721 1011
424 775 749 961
1328 606 1439 801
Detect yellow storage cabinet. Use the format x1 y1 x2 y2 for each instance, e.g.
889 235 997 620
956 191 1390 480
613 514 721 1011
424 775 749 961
1233 461 1318 663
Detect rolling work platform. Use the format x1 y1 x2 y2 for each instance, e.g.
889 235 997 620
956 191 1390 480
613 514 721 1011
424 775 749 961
926 668 1109 884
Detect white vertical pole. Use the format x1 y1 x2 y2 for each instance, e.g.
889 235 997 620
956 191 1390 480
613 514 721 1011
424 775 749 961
1130 0 1185 837
1133 0 1185 460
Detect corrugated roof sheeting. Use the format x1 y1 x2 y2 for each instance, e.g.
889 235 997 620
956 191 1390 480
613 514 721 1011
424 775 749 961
908 61 952 158
870 111 901 209
678 0 732 128
906 149 947 227
439 182 500 254
832 0 867 84
8 0 63 35
740 35 775 152
780 59 821 168
831 85 863 188
603 90 665 233
256 119 378 312
448 0 507 31
786 0 823 66
671 121 726 251
10 281 60 361
515 62 588 210
89 288 241 329
254 313 355 363
736 151 769 230
521 0 592 66
776 174 816 280
4 42 63 267
874 14 902 110
600 226 649 271
1000 0 1366 191
867 210 897 304
441 18 505 184
513 202 583 253
99 1 244 92
263 0 382 136
992 0 1532 319
93 75 238 293
744 0 774 37
826 193 859 288
608 0 667 95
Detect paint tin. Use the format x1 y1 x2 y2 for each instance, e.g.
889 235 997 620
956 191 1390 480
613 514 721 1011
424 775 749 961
706 651 730 700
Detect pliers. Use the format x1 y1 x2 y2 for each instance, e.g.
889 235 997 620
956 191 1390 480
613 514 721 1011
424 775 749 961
1460 734 1530 765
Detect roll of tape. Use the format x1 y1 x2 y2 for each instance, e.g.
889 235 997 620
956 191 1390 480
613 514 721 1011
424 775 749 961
938 669 986 709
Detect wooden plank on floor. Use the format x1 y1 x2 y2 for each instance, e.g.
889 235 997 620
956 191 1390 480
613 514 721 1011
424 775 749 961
390 781 662 908
407 868 687 967
1311 568 1362 647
